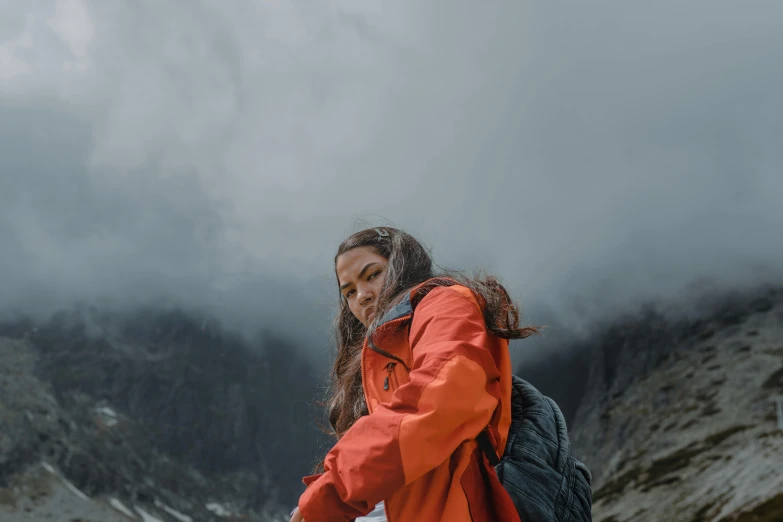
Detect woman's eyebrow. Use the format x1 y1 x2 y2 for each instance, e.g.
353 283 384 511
339 262 378 292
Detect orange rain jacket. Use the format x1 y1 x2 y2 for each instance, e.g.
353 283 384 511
298 281 521 522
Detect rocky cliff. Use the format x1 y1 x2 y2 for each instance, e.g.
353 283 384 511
0 306 326 522
566 287 783 522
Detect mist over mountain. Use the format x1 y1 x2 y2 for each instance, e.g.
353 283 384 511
2 1 783 521
2 1 783 369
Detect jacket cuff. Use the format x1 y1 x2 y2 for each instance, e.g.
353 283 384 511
302 473 322 487
298 476 358 522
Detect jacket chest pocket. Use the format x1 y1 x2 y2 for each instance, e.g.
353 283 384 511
383 362 407 393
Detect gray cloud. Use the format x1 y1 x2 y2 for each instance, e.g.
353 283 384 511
1 0 782 364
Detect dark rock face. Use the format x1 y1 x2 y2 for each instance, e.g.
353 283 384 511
548 287 783 522
0 306 328 520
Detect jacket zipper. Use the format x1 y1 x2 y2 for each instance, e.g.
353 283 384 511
367 316 411 371
366 314 409 522
360 341 372 413
384 362 397 391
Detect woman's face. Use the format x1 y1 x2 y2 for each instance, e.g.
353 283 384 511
335 246 388 327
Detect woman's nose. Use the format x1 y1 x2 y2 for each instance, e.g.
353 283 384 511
358 287 374 305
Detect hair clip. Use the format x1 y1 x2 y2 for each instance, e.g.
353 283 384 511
374 228 389 237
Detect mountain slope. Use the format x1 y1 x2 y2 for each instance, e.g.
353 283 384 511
0 307 326 521
567 288 783 522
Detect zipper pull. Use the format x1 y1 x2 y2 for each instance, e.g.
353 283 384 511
384 377 389 390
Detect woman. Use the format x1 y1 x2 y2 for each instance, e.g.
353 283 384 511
290 227 539 522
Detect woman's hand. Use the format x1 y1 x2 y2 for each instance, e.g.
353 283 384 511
289 507 305 522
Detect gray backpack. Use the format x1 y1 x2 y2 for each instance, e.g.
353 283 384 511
476 376 593 522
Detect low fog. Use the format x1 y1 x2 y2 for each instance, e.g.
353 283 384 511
2 0 782 366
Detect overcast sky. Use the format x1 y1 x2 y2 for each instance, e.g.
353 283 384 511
1 0 782 364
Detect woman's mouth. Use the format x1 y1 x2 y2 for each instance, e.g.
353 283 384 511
365 306 376 322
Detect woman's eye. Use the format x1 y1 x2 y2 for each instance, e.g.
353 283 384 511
345 289 355 298
368 270 382 281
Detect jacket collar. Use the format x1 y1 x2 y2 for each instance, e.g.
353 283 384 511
365 290 414 369
375 277 460 328
376 291 413 327
367 279 459 367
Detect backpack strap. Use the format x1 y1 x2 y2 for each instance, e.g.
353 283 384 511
476 429 500 466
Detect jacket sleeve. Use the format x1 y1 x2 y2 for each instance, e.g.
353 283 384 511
298 286 501 522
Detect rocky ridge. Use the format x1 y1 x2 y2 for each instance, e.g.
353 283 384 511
569 288 783 522
0 307 325 522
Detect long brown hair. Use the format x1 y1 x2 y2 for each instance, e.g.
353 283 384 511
325 227 540 442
